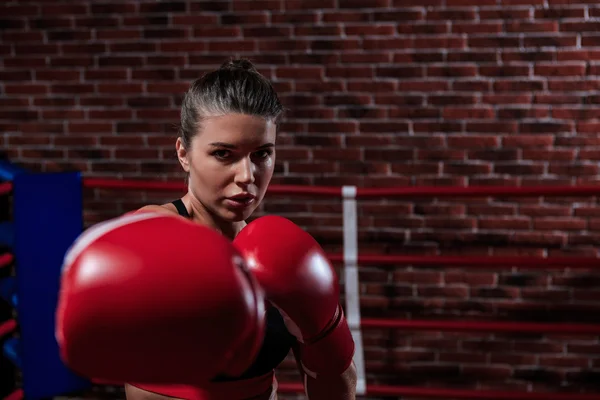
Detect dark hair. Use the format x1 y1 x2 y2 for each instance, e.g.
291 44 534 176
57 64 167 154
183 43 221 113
179 58 284 150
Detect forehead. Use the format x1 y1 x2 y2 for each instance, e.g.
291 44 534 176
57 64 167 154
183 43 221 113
196 114 276 146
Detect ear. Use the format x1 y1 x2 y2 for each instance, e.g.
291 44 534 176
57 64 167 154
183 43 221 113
176 137 190 173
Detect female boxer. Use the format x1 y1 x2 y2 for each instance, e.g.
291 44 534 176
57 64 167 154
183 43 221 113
126 59 357 400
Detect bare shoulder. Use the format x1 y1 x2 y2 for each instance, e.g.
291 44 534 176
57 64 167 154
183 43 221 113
135 204 178 216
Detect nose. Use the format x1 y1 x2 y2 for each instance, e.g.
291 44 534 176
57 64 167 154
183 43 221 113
234 156 255 185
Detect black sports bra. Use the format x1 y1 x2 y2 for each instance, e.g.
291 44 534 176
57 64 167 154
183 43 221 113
171 199 296 381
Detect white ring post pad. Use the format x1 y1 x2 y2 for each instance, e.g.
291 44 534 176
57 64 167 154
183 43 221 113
342 186 366 395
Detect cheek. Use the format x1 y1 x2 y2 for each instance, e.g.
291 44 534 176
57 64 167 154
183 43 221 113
190 156 228 188
258 158 275 180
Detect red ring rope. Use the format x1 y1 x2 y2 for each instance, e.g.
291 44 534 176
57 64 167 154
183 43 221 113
82 178 600 198
0 182 12 196
360 319 600 334
355 184 600 198
3 389 23 400
328 254 599 268
0 254 14 269
0 319 17 337
277 382 599 399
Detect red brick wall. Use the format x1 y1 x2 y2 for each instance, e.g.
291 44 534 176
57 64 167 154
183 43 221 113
2 1 600 398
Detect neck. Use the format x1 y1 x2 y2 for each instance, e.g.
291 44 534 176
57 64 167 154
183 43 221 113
183 193 245 240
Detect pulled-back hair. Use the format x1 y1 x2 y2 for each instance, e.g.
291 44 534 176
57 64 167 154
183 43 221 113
179 58 284 150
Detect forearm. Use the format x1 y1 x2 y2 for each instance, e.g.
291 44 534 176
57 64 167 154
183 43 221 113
303 361 357 400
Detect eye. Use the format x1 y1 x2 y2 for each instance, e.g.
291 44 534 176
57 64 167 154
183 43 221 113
252 149 273 159
211 149 232 160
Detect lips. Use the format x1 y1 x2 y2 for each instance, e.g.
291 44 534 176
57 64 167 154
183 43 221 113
226 193 256 207
228 193 255 202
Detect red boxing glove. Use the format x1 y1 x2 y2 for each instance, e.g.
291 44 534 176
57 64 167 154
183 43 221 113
234 216 355 377
56 212 265 385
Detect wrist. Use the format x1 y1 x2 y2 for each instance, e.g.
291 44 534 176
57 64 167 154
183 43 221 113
298 305 355 377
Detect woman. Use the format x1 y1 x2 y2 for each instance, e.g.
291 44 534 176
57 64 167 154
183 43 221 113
126 59 357 400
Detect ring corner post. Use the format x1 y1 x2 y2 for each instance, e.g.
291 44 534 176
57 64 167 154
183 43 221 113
12 171 92 399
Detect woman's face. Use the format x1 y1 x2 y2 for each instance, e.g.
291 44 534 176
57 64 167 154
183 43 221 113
177 113 277 222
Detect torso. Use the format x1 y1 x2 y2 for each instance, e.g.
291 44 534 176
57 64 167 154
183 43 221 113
127 200 296 400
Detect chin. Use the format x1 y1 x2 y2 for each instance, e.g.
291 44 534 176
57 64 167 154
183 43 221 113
220 208 255 222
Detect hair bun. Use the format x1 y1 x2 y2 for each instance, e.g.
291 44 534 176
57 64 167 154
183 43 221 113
220 58 257 73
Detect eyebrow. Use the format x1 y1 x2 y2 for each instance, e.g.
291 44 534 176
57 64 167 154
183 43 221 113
209 142 274 149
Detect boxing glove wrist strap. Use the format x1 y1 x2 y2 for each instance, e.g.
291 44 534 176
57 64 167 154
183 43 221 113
299 306 355 377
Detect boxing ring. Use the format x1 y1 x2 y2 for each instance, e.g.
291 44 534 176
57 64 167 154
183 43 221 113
0 162 599 399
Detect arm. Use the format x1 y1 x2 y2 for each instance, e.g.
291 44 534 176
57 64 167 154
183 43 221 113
135 205 177 215
292 343 357 400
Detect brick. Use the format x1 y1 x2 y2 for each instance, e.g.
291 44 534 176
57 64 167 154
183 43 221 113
393 271 442 285
428 65 478 77
343 52 391 64
502 50 554 63
91 3 137 14
96 84 143 94
5 84 48 95
373 10 424 22
494 80 546 93
415 37 465 49
122 16 169 26
359 122 410 133
453 22 502 34
391 107 440 119
413 122 461 134
553 107 600 120
395 52 445 64
337 107 387 119
47 30 93 41
2 31 44 42
447 51 498 63
285 0 336 9
68 123 113 134
42 109 85 120
232 1 282 12
418 286 469 298
466 122 519 134
534 94 581 105
444 162 492 175
98 56 144 67
338 0 391 7
522 205 572 217
480 65 530 77
556 50 600 61
453 80 492 91
398 80 449 91
524 35 578 48
428 95 476 106
479 217 530 230
549 80 600 91
443 107 494 119
539 356 590 368
535 63 587 77
427 9 475 21
398 23 449 35
549 164 598 176
520 122 573 134
364 38 413 51
507 21 558 33
364 149 414 162
445 272 496 285
30 17 72 29
391 162 440 174
510 232 566 247
522 149 576 162
535 7 585 19
415 204 465 216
